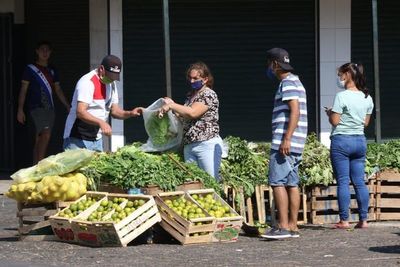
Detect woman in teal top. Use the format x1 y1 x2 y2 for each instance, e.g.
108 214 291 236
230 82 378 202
326 63 374 229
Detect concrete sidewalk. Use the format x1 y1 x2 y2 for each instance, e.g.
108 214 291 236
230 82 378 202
0 179 12 195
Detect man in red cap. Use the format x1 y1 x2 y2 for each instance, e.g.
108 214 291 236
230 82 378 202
63 55 143 151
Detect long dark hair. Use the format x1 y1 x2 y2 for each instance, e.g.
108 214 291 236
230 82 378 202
338 62 369 98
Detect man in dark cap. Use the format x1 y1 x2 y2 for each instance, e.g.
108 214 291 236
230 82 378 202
261 48 308 239
63 55 143 151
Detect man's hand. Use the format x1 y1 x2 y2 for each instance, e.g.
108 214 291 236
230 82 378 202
130 107 144 117
99 121 112 136
279 138 291 156
17 110 26 124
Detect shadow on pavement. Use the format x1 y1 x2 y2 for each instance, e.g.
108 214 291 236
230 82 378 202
369 245 400 254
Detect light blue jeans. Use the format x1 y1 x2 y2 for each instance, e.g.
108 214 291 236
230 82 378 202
63 137 103 152
184 136 223 180
330 134 369 221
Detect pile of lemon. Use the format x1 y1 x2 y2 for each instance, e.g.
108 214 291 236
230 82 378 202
192 194 237 218
5 172 87 203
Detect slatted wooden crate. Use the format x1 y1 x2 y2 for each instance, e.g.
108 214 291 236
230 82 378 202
17 200 73 241
224 184 307 226
49 191 108 243
308 179 376 224
187 189 243 242
155 191 215 245
375 170 400 221
71 193 161 247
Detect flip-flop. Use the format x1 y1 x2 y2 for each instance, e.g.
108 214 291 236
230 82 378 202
332 223 350 229
354 222 368 229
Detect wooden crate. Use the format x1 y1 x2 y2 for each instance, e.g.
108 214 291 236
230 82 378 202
187 189 243 242
17 200 73 241
223 184 307 226
155 191 215 245
176 181 203 191
308 179 376 224
72 193 161 247
49 191 108 243
375 170 400 221
141 185 164 196
98 182 126 193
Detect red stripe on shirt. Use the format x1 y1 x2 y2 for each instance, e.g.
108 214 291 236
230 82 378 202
91 75 106 100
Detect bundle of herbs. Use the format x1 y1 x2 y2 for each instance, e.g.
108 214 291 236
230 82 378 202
80 144 222 193
220 136 269 198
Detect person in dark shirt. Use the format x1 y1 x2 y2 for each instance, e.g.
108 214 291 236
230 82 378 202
17 41 70 164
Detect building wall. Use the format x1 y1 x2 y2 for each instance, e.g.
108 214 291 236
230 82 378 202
319 0 351 146
89 0 124 152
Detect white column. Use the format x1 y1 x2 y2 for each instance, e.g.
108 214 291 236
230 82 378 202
89 0 124 152
109 0 125 151
319 0 351 147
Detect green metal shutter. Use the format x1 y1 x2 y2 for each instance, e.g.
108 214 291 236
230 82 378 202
377 1 400 138
123 0 316 143
351 0 375 139
352 0 400 139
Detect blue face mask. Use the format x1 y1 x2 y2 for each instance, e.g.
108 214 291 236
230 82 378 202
190 80 204 90
266 67 276 80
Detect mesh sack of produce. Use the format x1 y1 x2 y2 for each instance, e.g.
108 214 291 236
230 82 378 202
11 149 95 184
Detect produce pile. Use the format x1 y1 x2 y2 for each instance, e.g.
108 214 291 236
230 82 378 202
299 133 334 186
366 139 400 174
80 144 221 194
6 173 87 203
220 136 269 197
6 149 94 204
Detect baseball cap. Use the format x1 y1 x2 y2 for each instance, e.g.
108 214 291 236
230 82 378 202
266 48 294 71
101 55 122 81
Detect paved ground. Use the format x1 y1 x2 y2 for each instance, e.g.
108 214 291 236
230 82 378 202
0 179 400 267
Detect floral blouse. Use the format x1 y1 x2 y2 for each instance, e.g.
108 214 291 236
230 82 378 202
182 87 220 145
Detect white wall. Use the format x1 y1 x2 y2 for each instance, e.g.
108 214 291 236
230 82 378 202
89 0 124 152
0 0 24 23
109 0 125 151
319 0 351 146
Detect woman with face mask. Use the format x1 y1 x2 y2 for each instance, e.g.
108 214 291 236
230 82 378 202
159 62 223 180
325 63 374 229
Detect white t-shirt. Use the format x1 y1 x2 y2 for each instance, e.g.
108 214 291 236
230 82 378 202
63 69 119 140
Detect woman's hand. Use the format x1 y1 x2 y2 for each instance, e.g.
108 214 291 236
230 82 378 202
17 110 26 124
158 104 171 118
130 107 144 117
163 97 174 105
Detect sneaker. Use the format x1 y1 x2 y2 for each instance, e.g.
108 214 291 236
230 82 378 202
261 228 291 239
290 230 300 238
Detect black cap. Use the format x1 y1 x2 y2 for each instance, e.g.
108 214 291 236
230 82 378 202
266 48 294 71
101 55 122 81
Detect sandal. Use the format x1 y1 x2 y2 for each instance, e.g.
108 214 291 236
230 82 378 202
354 221 368 229
332 222 350 229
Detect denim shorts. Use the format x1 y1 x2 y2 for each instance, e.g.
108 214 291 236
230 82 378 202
63 137 103 152
268 150 302 187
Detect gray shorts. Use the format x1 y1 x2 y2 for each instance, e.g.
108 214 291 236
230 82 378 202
268 150 302 187
30 108 55 134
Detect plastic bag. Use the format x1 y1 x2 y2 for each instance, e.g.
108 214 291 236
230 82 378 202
141 98 183 152
11 149 95 184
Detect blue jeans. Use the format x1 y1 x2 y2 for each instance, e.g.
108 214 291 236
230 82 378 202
330 134 369 221
63 137 103 152
184 136 223 180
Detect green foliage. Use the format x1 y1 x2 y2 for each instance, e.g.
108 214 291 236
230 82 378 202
145 113 171 146
299 133 333 186
221 136 269 197
80 144 222 193
366 139 400 173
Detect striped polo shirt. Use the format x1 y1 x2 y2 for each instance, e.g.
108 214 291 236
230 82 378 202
271 73 308 154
